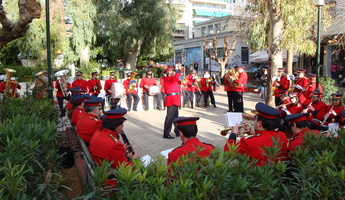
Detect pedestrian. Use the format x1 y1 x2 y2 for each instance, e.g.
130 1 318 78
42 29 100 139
256 66 267 100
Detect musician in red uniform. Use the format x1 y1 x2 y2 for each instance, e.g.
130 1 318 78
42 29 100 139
184 71 196 108
34 71 48 99
65 87 86 111
72 71 88 91
104 72 120 110
294 69 310 93
200 71 216 108
0 78 22 98
224 66 248 112
167 117 215 165
69 94 89 126
76 97 102 145
299 73 323 107
163 67 182 139
315 94 345 125
224 102 288 166
302 91 327 117
273 68 290 107
90 108 139 169
285 113 320 154
55 70 71 117
87 72 102 96
140 71 162 110
160 73 167 110
285 92 303 115
123 72 139 111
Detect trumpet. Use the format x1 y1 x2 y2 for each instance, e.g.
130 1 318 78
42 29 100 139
219 124 251 136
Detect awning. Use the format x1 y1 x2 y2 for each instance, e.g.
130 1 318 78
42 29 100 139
250 50 298 63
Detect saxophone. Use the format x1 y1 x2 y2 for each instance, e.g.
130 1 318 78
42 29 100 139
4 68 17 98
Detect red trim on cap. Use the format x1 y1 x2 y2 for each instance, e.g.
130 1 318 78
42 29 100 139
257 112 277 119
177 121 197 126
290 116 307 123
77 98 88 103
106 115 125 119
85 103 100 106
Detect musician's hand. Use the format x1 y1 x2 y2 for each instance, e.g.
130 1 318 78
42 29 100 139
276 83 281 87
123 144 129 151
128 152 140 159
331 110 337 116
93 86 97 90
308 105 315 111
231 123 239 134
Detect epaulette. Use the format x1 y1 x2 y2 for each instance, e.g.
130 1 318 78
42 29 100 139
202 142 215 148
109 134 118 143
243 134 261 140
88 116 99 121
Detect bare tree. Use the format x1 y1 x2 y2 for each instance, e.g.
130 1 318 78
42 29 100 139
0 0 41 49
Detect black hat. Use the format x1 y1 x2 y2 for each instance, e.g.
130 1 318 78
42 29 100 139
174 117 200 126
68 86 86 93
285 113 308 123
110 72 116 76
255 102 280 119
103 108 127 119
76 71 83 76
91 72 98 75
84 97 102 106
311 90 322 97
74 94 91 103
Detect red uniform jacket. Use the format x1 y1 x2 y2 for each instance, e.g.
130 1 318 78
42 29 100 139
140 77 157 93
76 113 102 144
274 76 290 97
223 71 248 92
55 80 71 98
306 100 327 117
300 82 323 106
186 75 196 92
71 107 85 126
295 77 310 90
0 81 21 97
164 72 181 107
315 105 344 124
200 78 214 92
288 128 320 153
224 130 288 166
160 77 165 93
123 79 138 94
87 79 102 95
167 138 215 165
104 78 118 95
72 79 88 90
90 128 131 169
286 103 303 114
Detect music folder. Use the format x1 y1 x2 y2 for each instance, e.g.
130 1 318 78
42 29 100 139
160 148 175 159
224 112 242 127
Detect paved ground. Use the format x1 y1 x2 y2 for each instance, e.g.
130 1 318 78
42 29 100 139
123 91 262 160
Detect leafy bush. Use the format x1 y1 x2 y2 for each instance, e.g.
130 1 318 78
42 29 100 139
82 132 345 199
320 76 337 104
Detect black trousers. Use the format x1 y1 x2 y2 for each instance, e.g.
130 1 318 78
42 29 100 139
163 105 179 137
161 92 166 108
227 91 243 112
202 90 215 107
126 93 139 111
183 91 193 107
194 91 202 106
143 92 162 110
57 95 70 116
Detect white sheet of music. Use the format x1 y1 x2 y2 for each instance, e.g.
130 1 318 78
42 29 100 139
140 155 152 167
160 148 175 159
328 123 339 138
224 112 242 127
97 92 106 98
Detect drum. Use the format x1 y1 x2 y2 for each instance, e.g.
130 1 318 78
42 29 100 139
111 82 124 98
148 86 160 96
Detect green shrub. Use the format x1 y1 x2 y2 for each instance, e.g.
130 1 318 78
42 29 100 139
82 132 345 199
320 77 337 104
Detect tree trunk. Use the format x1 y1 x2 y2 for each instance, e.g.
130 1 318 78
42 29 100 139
0 0 41 49
266 0 284 107
220 61 226 77
125 39 143 71
287 47 294 74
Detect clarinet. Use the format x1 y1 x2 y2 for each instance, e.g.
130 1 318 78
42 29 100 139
120 130 135 154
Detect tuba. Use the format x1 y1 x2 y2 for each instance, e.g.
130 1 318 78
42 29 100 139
55 70 69 97
227 68 240 87
4 68 17 98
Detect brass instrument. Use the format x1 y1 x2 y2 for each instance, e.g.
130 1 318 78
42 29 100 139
322 106 335 125
55 70 69 97
226 68 240 87
128 72 137 92
120 130 135 154
219 124 251 136
34 71 48 98
182 78 188 85
4 68 17 98
206 77 213 87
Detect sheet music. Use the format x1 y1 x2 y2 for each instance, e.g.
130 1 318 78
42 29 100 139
160 148 175 159
224 112 242 127
140 155 152 167
97 92 106 98
328 123 339 138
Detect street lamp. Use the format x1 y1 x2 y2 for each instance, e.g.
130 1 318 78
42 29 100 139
315 0 324 90
45 0 53 100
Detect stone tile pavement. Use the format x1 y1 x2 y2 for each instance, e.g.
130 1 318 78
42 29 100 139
123 91 262 160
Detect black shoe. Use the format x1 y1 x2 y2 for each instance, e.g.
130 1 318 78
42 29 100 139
133 109 137 111
163 135 175 139
213 104 217 108
191 105 194 109
196 104 200 107
157 107 162 111
175 134 180 137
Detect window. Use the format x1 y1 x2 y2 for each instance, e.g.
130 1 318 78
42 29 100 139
208 25 214 35
215 24 221 34
201 27 206 37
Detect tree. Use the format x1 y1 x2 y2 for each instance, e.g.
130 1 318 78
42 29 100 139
0 0 41 50
96 0 180 70
203 36 236 77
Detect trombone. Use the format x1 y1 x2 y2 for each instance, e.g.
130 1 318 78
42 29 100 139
219 123 251 136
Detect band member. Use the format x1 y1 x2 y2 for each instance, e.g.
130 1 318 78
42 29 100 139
285 92 303 114
167 117 215 165
89 108 140 169
224 102 288 166
65 87 86 111
285 113 320 153
200 71 216 108
76 97 103 145
224 66 248 112
69 94 89 126
273 68 290 107
34 71 48 99
55 70 71 118
104 72 120 110
87 72 102 96
315 94 345 125
294 69 310 93
277 90 291 117
181 77 192 108
123 72 139 111
184 70 196 108
0 78 21 98
160 72 167 110
140 71 162 110
299 73 323 107
163 67 182 139
72 71 88 91
302 91 327 117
